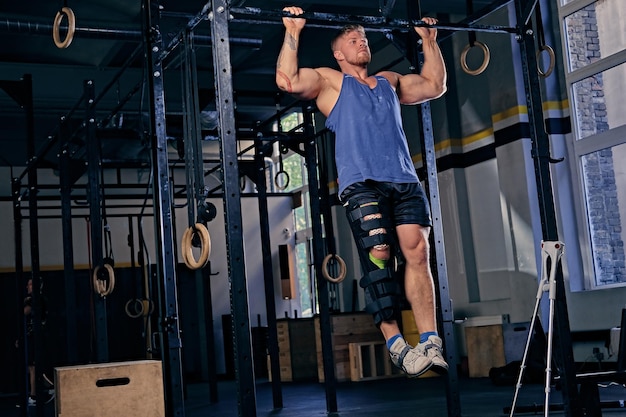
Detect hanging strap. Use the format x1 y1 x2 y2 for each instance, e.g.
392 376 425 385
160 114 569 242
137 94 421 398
460 0 490 76
534 1 555 78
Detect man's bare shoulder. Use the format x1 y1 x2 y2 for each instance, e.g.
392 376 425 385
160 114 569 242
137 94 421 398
375 70 401 88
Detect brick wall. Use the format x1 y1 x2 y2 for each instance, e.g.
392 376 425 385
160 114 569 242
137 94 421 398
567 2 625 285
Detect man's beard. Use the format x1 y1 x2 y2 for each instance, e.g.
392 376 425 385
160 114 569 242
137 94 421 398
348 52 371 67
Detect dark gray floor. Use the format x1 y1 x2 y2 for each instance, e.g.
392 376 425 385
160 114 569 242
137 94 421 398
185 376 626 417
3 375 626 416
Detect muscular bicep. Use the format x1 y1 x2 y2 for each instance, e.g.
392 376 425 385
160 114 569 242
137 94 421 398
379 71 445 105
276 67 324 100
396 74 443 105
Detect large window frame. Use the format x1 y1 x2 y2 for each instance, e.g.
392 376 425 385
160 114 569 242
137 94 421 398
558 0 626 289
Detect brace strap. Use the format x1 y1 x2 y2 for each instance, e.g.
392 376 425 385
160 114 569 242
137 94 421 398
348 204 379 222
361 270 401 297
360 266 394 288
360 267 400 325
360 217 385 231
364 296 396 318
360 233 387 250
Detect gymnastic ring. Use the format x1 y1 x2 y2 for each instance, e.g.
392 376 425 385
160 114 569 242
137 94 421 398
321 254 347 283
460 41 490 76
182 223 211 270
125 298 154 318
182 224 211 269
274 170 290 191
53 7 76 49
536 44 555 78
125 299 144 319
92 263 115 297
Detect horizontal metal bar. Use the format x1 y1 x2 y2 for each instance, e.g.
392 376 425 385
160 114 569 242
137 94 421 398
0 16 262 47
230 7 518 34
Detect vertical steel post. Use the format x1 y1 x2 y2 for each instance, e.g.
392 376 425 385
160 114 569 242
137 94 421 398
11 176 27 416
142 0 186 415
419 102 462 417
209 0 257 415
5 75 29 415
303 105 338 413
84 79 109 363
201 265 219 404
59 140 78 364
22 73 45 417
255 140 284 408
406 0 461 412
514 0 581 415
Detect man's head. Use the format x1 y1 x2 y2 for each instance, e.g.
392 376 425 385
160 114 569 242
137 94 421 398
331 24 371 67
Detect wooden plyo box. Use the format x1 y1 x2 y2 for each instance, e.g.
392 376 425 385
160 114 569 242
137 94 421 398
349 341 402 382
269 319 318 382
465 324 506 378
315 313 383 382
55 360 165 417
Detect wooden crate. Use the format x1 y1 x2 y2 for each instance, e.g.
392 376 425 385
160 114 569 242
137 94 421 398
269 318 318 382
315 313 384 382
465 324 506 377
55 360 164 417
349 341 402 382
273 320 293 381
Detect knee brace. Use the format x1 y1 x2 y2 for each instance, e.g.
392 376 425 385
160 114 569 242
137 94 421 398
344 197 401 325
360 267 401 325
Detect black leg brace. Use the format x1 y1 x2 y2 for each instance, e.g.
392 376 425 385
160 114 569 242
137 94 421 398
344 195 401 325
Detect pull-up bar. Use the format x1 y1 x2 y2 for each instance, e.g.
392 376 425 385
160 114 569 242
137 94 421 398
230 7 518 34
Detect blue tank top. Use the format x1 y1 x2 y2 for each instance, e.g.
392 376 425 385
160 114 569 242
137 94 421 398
325 74 419 196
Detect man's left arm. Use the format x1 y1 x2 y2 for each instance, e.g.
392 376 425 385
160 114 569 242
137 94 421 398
394 17 447 105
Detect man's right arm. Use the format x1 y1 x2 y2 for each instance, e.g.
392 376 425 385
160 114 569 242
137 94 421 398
275 7 323 100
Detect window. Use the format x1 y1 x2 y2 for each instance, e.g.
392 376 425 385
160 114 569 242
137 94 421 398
559 0 626 287
580 143 626 285
275 110 317 315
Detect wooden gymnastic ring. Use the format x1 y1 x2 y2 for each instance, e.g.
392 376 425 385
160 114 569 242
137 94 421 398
92 263 115 297
53 7 76 49
125 298 154 318
536 44 555 78
322 254 347 283
125 299 144 318
274 170 290 191
182 223 211 270
182 224 211 269
460 41 490 76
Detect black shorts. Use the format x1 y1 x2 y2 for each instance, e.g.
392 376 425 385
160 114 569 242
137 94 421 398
340 180 432 227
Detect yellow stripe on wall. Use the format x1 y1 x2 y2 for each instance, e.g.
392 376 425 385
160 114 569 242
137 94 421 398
412 101 571 162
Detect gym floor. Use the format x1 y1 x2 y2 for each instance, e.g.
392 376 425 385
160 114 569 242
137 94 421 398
185 376 626 417
2 375 626 417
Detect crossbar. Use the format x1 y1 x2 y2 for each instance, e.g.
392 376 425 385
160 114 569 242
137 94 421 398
230 7 518 34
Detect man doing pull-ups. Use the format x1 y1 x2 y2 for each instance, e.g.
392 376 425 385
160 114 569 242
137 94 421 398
276 6 448 377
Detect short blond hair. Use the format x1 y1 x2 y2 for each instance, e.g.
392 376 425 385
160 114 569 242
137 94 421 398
330 24 366 51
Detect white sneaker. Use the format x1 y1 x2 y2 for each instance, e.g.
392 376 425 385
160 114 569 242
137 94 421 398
28 397 36 407
415 335 449 374
388 337 433 377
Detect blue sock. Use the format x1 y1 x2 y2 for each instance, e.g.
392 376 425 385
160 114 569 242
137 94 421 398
420 331 438 343
386 333 403 349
